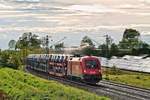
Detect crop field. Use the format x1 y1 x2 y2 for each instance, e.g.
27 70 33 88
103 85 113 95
0 67 110 100
102 67 150 89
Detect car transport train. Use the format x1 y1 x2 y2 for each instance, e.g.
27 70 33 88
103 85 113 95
26 54 102 83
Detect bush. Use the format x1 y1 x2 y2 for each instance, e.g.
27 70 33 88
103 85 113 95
0 50 22 69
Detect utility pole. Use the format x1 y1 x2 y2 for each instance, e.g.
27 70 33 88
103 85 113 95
104 34 113 80
104 34 113 58
105 35 109 58
46 35 49 54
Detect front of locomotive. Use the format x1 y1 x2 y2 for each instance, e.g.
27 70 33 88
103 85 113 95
82 56 102 83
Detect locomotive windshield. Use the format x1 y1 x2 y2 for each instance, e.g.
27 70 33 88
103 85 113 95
85 60 99 69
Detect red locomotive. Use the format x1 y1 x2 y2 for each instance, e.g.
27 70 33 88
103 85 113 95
26 54 102 83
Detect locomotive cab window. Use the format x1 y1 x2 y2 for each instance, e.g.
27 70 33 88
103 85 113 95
85 60 99 69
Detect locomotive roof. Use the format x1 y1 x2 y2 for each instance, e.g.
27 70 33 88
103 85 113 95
68 56 99 62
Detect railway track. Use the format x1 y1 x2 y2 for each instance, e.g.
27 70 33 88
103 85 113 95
99 81 150 99
24 67 150 100
98 81 150 100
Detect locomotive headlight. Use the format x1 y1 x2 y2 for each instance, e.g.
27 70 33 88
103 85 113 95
84 70 86 73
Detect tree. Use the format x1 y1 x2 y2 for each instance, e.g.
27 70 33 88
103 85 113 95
110 43 119 56
80 36 95 56
123 29 140 40
0 50 22 69
119 29 140 49
14 32 41 64
137 42 150 55
0 50 10 67
7 52 22 69
118 29 150 55
15 32 41 49
99 44 107 57
98 35 113 58
30 34 41 48
81 46 95 56
81 36 94 47
8 40 16 50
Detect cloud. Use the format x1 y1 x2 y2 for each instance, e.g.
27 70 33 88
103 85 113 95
0 13 36 18
130 24 150 28
141 31 150 35
15 0 40 1
0 3 14 9
1 24 150 34
139 0 150 3
63 5 123 13
117 4 145 9
134 12 150 16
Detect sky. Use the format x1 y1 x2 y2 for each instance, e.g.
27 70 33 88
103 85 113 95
0 0 150 49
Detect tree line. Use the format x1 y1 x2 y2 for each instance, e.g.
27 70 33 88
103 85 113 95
81 28 150 57
0 28 150 69
0 32 66 69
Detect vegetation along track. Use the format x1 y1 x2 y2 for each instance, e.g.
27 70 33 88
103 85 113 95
24 67 150 100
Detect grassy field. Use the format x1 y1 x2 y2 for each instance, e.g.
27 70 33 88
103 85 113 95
0 68 110 100
102 66 150 89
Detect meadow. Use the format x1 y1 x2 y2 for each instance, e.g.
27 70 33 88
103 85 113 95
102 66 150 89
0 67 110 100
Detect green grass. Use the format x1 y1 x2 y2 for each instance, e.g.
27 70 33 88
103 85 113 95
0 68 110 100
102 67 150 89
